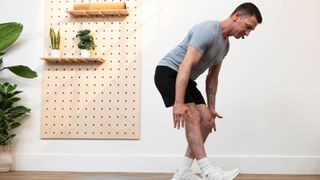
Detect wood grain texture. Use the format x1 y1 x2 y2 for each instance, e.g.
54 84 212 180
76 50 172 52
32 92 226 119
0 172 319 180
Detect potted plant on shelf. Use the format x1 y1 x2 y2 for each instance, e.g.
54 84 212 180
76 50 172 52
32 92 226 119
76 29 96 58
0 22 37 172
49 26 60 58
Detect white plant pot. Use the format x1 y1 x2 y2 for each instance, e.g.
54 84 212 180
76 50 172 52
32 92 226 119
0 145 12 172
49 49 60 58
80 49 90 58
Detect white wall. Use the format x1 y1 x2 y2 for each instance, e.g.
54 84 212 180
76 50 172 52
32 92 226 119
1 0 319 174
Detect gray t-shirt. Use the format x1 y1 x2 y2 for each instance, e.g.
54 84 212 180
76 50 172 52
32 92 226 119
158 20 230 80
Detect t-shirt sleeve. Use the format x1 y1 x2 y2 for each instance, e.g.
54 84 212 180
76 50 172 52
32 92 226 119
188 24 214 54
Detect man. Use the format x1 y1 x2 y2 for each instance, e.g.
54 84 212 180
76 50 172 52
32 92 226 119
154 2 262 180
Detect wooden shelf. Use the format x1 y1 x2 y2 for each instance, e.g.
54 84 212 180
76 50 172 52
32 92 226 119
40 57 105 63
66 9 129 17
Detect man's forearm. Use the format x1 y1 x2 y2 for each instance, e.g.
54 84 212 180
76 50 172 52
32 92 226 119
175 64 191 104
206 78 218 109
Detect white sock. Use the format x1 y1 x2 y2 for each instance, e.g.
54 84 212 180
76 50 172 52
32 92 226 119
197 157 213 175
178 156 194 171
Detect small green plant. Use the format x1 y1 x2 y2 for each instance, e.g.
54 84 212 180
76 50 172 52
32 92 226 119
49 27 60 50
0 82 31 145
76 29 96 50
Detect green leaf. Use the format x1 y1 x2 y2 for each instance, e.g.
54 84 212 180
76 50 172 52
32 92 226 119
76 29 90 37
56 28 60 50
0 52 5 56
4 82 17 92
84 44 90 50
53 29 57 49
10 90 22 96
0 82 16 92
3 65 37 78
0 109 4 119
5 134 15 144
0 82 17 94
9 122 21 130
0 84 5 93
8 97 21 104
6 106 30 119
0 103 12 111
0 90 22 103
9 134 15 138
3 91 22 101
0 22 23 52
50 27 54 48
0 134 6 142
82 35 90 41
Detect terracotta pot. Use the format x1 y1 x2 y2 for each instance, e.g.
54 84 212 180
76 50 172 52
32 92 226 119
0 145 12 172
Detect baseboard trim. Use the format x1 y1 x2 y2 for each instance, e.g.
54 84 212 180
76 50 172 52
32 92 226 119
12 154 320 174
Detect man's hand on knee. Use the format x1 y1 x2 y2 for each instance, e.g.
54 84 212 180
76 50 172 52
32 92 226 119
208 108 223 131
173 103 192 129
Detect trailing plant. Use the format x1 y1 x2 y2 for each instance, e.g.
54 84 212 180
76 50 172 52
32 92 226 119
0 82 30 145
49 26 60 50
76 29 96 50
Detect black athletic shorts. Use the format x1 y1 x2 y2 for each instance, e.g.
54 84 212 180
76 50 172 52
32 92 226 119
154 66 206 107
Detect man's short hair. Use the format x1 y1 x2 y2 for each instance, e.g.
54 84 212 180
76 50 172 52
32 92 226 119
231 2 263 24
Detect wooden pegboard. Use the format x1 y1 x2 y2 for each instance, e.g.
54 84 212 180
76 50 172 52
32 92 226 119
40 0 141 139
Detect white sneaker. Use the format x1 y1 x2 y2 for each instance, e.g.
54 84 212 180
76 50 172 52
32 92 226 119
221 168 240 180
171 168 203 180
202 167 240 180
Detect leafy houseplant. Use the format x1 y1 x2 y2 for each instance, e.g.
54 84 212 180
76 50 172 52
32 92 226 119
49 26 60 58
0 22 37 172
76 29 96 58
0 83 30 172
0 82 31 145
0 22 37 78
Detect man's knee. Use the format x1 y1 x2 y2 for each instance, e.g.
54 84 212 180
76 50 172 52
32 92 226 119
184 104 201 125
200 112 214 131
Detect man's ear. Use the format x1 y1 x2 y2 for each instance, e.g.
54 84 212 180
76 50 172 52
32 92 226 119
233 11 242 22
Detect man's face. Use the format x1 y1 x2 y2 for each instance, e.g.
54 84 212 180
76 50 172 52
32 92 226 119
233 13 258 39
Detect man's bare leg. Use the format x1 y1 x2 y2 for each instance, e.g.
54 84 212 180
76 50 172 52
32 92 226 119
183 103 207 160
170 103 206 180
173 104 240 180
185 104 213 159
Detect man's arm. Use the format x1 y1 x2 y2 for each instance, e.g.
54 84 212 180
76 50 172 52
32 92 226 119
173 46 202 129
206 64 222 109
206 64 223 131
175 46 202 104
